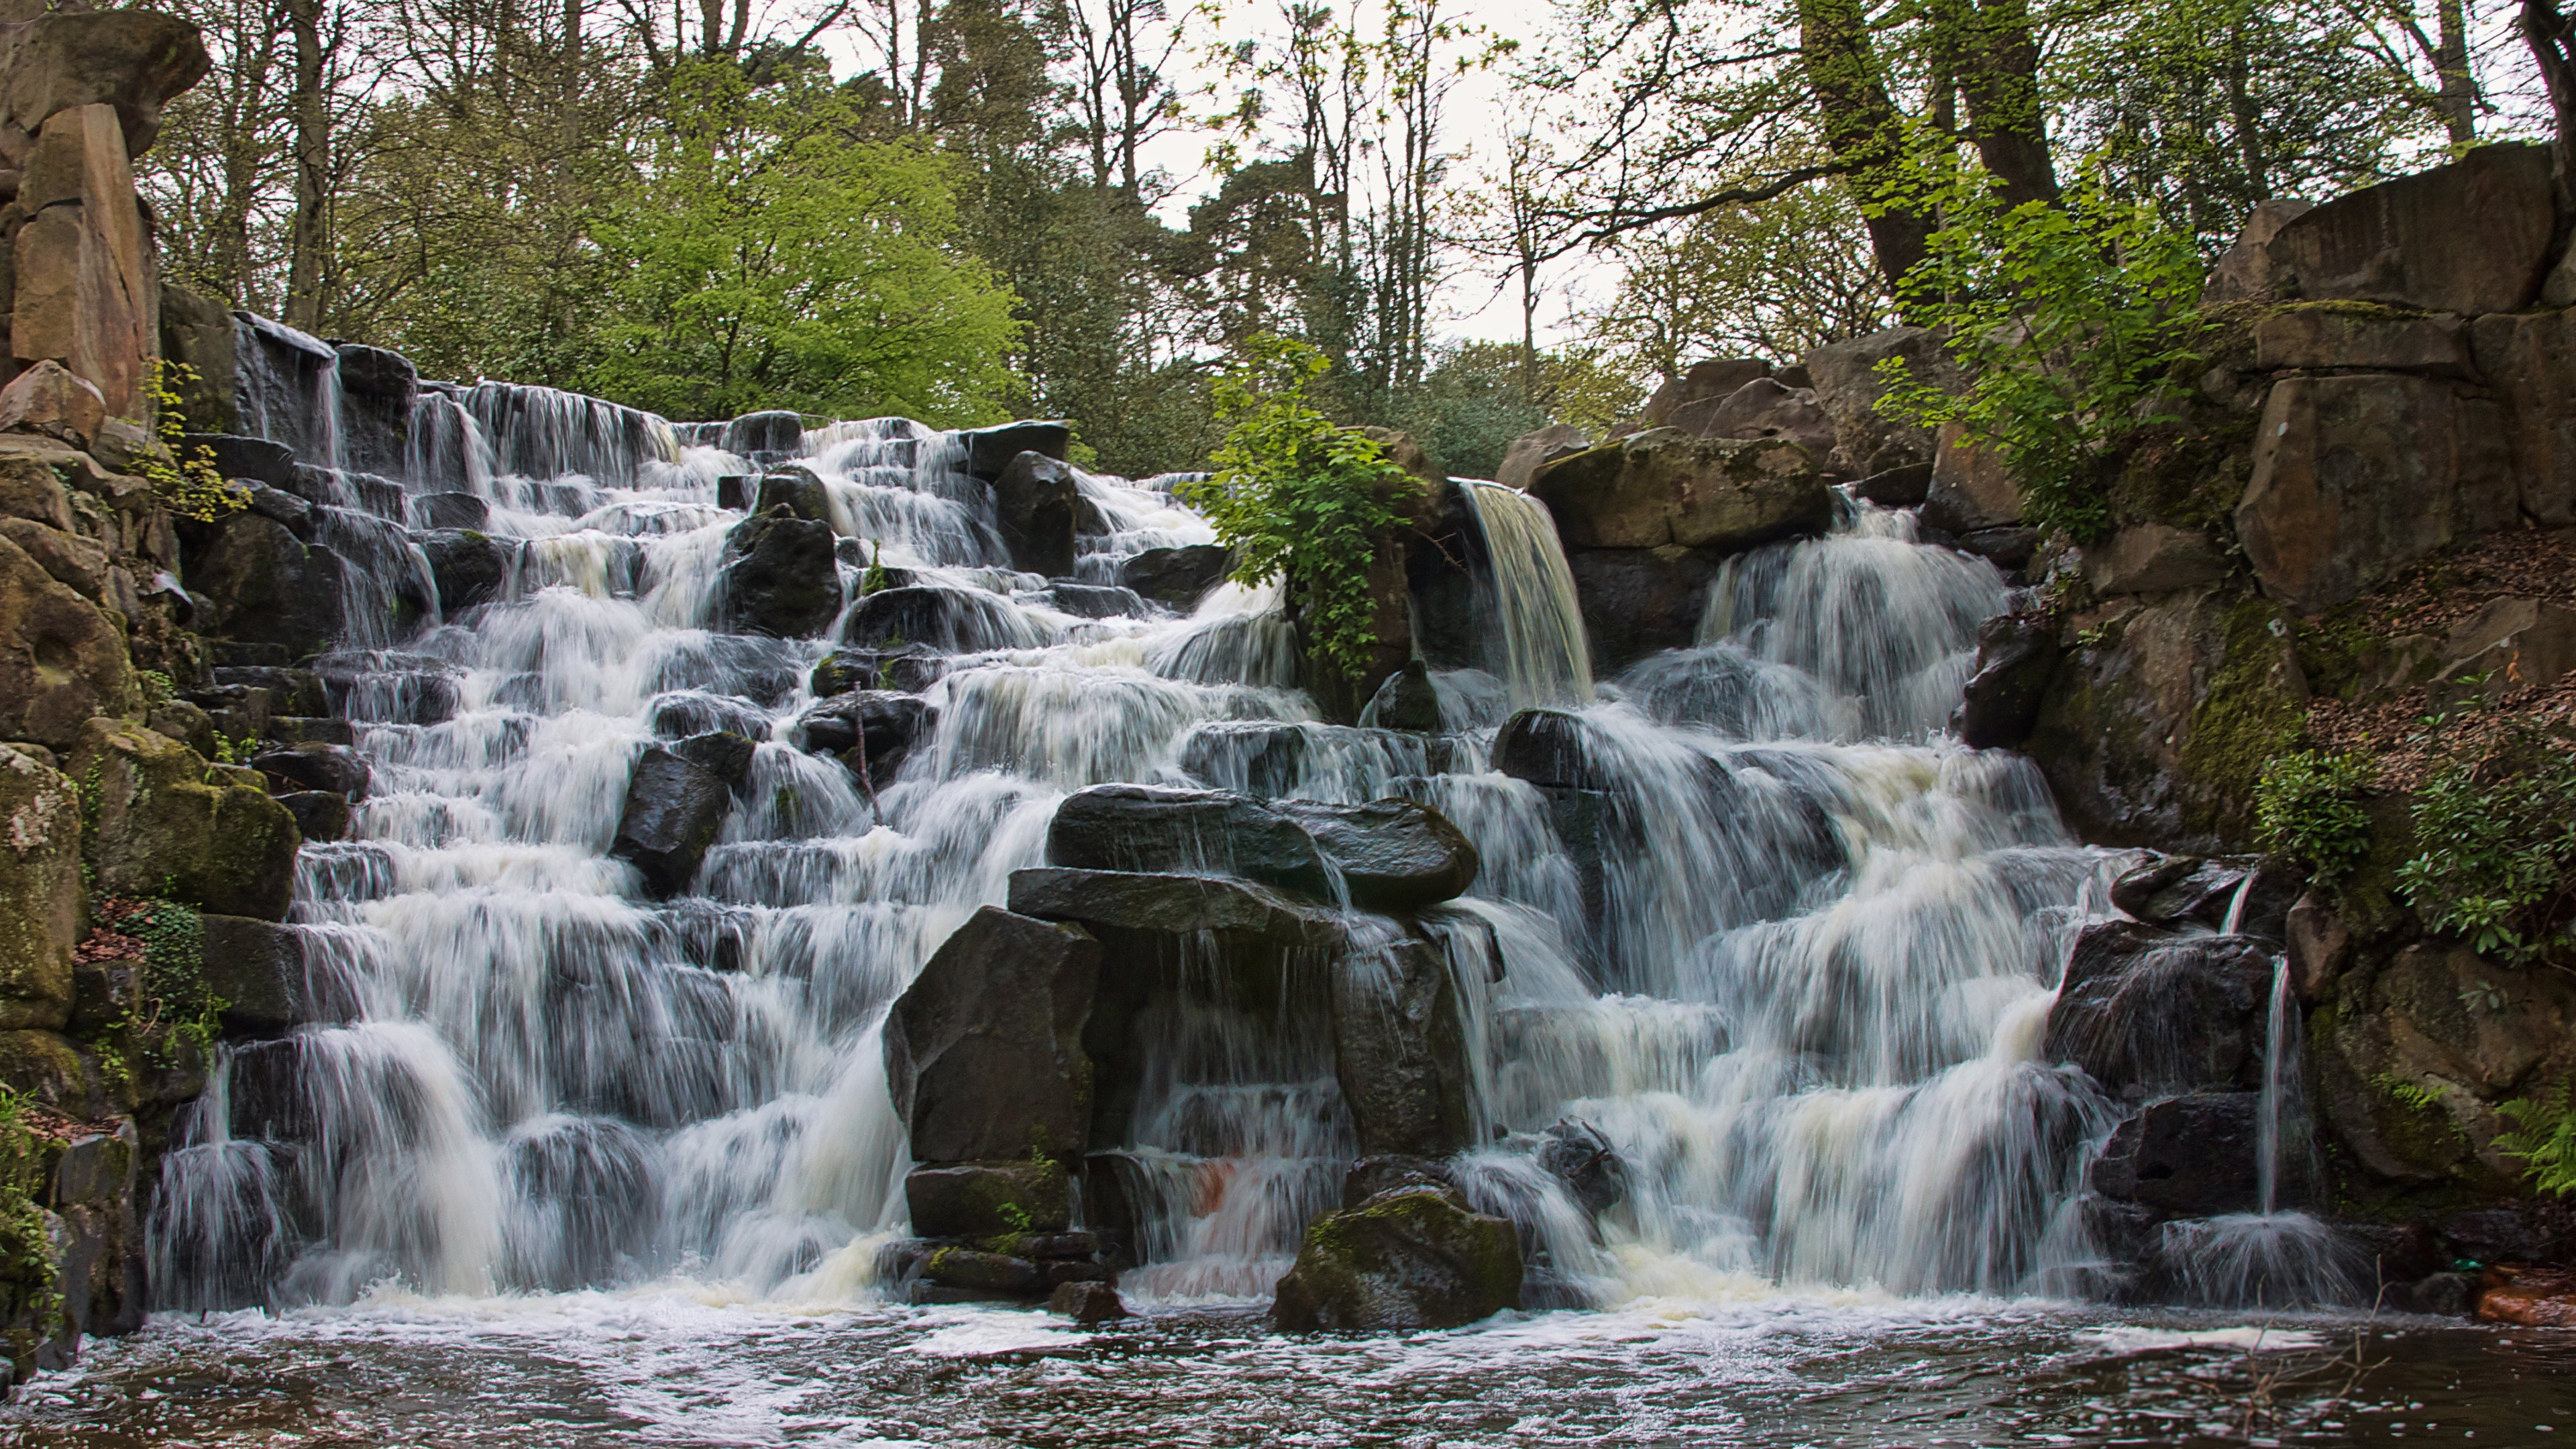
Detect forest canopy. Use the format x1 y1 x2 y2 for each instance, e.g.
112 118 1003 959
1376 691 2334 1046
141 0 2567 476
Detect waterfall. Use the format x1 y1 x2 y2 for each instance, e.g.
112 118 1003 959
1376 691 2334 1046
1461 481 1593 709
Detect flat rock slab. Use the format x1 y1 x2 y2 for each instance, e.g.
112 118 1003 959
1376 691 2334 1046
1007 867 1340 949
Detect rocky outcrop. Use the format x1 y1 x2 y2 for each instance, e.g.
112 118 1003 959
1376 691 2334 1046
1330 934 1473 1157
885 907 1099 1164
796 690 932 782
68 718 299 920
720 508 841 638
1670 378 1835 457
2045 921 2275 1101
1117 543 1231 611
2266 143 2556 317
1271 1185 1521 1330
843 584 1034 653
2090 1091 2277 1215
180 510 347 659
0 531 132 749
0 746 80 1032
990 450 1079 577
1493 423 1589 490
1640 358 1771 428
959 421 1071 481
1273 799 1478 910
1803 326 1953 473
1046 784 1332 896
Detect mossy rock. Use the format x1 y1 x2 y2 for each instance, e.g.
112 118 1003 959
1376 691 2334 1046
0 748 80 1032
68 718 301 921
1271 1185 1521 1332
904 1159 1070 1238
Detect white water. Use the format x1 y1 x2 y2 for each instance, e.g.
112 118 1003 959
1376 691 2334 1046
159 362 2249 1323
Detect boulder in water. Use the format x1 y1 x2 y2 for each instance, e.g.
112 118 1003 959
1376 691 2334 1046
1956 612 2061 749
1342 1154 1455 1209
991 451 1079 577
1045 784 1331 897
1117 543 1231 611
796 690 932 780
1331 934 1474 1157
1275 799 1478 910
610 745 735 898
249 741 370 800
1042 581 1142 619
1271 1185 1522 1331
273 790 349 842
1535 1118 1629 1216
843 584 1034 653
720 508 841 639
720 410 803 455
2110 855 2300 942
919 1246 1044 1297
2090 1090 2277 1214
1529 427 1828 553
201 914 347 1033
178 511 347 661
1049 1280 1128 1322
959 421 1071 481
811 643 943 696
180 433 297 488
885 906 1100 1163
755 469 832 523
905 1159 1075 1238
1489 708 1609 790
2045 920 2274 1099
1360 659 1442 731
1007 867 1340 949
69 718 299 920
669 729 756 789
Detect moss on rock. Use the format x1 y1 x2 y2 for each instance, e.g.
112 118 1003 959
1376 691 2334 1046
66 718 300 921
1271 1185 1521 1332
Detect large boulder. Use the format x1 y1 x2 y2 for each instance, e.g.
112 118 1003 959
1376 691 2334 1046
718 409 802 456
796 690 933 781
959 421 1071 481
990 451 1079 577
1529 428 1827 553
0 532 132 750
1274 800 1478 910
843 584 1036 653
0 7 208 166
2235 372 2514 610
0 360 105 446
2469 308 2576 525
2202 199 2314 304
1493 423 1591 490
13 103 157 415
1045 784 1331 897
159 282 237 433
2080 524 2228 598
1803 326 1955 472
884 906 1100 1163
199 914 343 1034
183 511 347 659
1670 378 1835 458
417 528 511 612
753 470 832 523
1007 867 1340 949
720 508 841 638
68 718 300 920
1330 934 1474 1157
2090 1091 2275 1214
1118 543 1232 612
1640 358 1771 427
609 745 734 897
2043 921 2276 1100
1955 612 2060 749
2252 306 2474 377
1560 547 1721 667
1270 1185 1522 1331
904 1159 1073 1237
0 746 80 1032
1921 423 2024 535
2266 143 2557 316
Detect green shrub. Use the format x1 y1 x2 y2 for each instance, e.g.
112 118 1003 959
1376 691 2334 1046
140 360 246 523
2496 1091 2576 1196
2397 718 2576 966
2254 749 2376 887
1176 335 1419 682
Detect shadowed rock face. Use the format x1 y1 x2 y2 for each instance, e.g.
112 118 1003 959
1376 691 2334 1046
610 745 735 898
2265 142 2557 317
720 509 841 638
2044 920 2275 1101
883 906 1099 1165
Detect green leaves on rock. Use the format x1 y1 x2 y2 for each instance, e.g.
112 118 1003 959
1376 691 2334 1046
2396 717 2576 967
2253 749 2376 889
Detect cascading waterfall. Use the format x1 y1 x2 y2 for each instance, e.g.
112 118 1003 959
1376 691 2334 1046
154 345 2282 1320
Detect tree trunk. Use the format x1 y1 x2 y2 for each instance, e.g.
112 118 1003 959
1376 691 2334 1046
282 0 330 330
1953 0 2057 207
2526 0 2576 210
2436 0 2479 147
1796 0 1933 311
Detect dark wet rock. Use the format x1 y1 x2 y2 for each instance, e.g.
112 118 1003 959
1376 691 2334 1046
754 470 833 523
418 528 511 612
1271 1185 1523 1332
249 742 369 800
610 745 734 898
181 433 297 488
992 451 1079 577
2110 855 2300 942
1491 708 1610 790
1956 613 2061 749
1954 526 2041 572
263 716 352 747
1360 659 1442 731
2090 1091 2281 1214
1008 867 1340 948
1536 1118 1629 1216
669 730 755 789
921 1247 1044 1297
648 692 771 741
200 914 345 1033
1851 462 1933 508
1342 1155 1456 1210
720 410 804 456
213 665 329 717
720 509 842 639
1332 935 1473 1158
414 492 488 531
1042 582 1143 619
887 906 1100 1163
960 421 1071 481
1274 799 1478 910
2386 1271 2479 1317
797 690 933 780
1117 543 1232 611
2045 921 2275 1098
1045 784 1330 896
242 482 313 537
843 585 1035 653
273 790 349 843
1560 547 1723 669
182 511 347 660
1049 1280 1128 1322
716 474 753 511
904 1157 1073 1237
811 644 943 696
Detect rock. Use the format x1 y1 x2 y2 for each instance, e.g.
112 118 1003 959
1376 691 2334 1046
241 482 311 535
1493 423 1591 490
2045 921 2275 1098
68 718 299 920
796 690 932 780
2081 524 2228 596
2110 855 2300 941
920 1246 1044 1297
1042 582 1142 619
669 730 755 788
1331 934 1474 1157
0 7 209 166
2387 1271 2479 1317
1490 708 1610 790
720 508 841 638
843 584 1034 653
2468 308 2576 524
1045 784 1330 896
991 451 1079 577
1560 547 1720 668
183 511 347 659
1359 659 1442 731
754 470 832 523
248 741 369 799
182 433 298 489
274 790 349 843
199 914 339 1033
1006 867 1340 949
1271 1185 1522 1331
2253 306 2473 377
1536 1119 1628 1216
0 745 79 1032
1529 428 1828 553
719 410 802 456
1956 612 2060 749
1921 423 2023 535
716 474 752 510
1342 1155 1456 1208
0 360 104 445
2284 892 2350 1004
0 1028 106 1120
417 528 510 612
0 438 78 529
1118 543 1232 611
2089 1091 2271 1214
0 532 132 749
159 282 236 433
213 665 329 716
2267 143 2557 316
414 492 489 531
1273 799 1478 910
1672 378 1835 458
2202 198 2315 303
1851 461 1933 508
2477 1266 2576 1327
11 102 154 413
1954 526 2041 572
810 644 942 696
905 1159 1074 1238
2430 596 2576 700
1640 358 1772 427
1049 1280 1128 1322
332 342 413 398
886 906 1099 1163
609 745 733 898
0 517 107 601
2237 372 2515 610
960 421 1071 481
1805 327 1954 471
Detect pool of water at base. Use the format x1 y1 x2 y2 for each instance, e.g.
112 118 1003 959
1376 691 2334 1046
1 1293 2569 1448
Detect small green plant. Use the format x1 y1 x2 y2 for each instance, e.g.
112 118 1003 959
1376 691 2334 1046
1175 334 1420 682
860 540 890 597
2370 1072 2443 1112
0 1086 61 1340
210 733 257 767
2253 749 2377 888
138 360 246 523
2496 1090 2576 1196
1871 163 2207 545
136 669 175 706
994 1201 1032 1236
2397 718 2576 966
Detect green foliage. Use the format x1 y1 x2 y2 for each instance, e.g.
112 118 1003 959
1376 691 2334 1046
1872 166 2208 545
582 62 1023 424
1176 335 1419 682
2370 1071 2443 1112
2496 1091 2576 1197
0 1087 57 1335
859 541 891 598
2397 717 2576 966
88 899 225 1083
2255 750 2377 887
139 360 244 523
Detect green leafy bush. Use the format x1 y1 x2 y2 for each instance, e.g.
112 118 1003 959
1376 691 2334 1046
140 360 244 524
2254 749 2376 887
1176 335 1420 682
2397 719 2576 966
2496 1091 2576 1196
1871 166 2207 544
